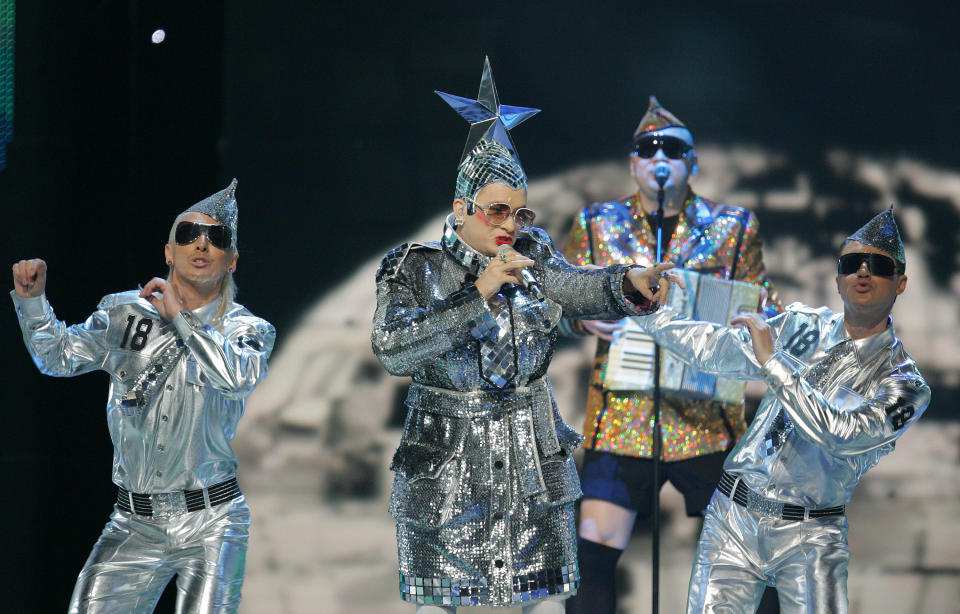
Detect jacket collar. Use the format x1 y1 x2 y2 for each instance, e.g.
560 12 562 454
442 214 491 275
829 312 896 364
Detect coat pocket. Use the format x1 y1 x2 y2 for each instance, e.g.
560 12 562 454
532 453 582 516
389 407 468 527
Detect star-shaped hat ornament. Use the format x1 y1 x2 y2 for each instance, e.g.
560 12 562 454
436 57 540 166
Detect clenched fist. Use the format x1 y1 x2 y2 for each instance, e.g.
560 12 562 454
12 259 48 298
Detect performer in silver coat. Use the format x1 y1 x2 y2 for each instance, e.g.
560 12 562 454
12 180 275 614
371 59 674 613
635 206 930 613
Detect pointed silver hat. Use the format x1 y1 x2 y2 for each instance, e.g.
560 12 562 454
181 178 239 244
844 204 905 267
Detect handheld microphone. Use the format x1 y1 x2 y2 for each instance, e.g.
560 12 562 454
654 164 671 188
497 245 545 300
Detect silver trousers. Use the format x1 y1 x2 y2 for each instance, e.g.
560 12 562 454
687 492 849 614
68 496 250 614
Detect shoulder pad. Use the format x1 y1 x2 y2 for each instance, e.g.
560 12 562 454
718 204 756 226
587 199 624 215
714 203 748 217
223 301 270 326
783 302 835 319
519 226 553 246
587 199 632 222
98 290 151 311
222 304 275 339
376 242 440 282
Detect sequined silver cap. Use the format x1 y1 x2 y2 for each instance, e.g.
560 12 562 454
436 57 539 201
844 204 905 266
181 178 239 243
454 139 528 202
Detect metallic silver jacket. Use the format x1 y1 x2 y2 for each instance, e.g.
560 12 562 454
371 221 655 607
12 290 275 493
638 302 930 508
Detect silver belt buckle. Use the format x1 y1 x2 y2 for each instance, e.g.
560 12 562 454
745 489 785 518
151 490 188 519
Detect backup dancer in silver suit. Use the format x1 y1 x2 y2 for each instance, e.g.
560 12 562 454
371 59 675 613
12 180 275 614
635 206 929 613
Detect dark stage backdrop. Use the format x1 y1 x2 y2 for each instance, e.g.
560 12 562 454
2 1 959 611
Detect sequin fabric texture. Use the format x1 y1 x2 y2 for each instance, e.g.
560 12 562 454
845 204 905 265
563 189 780 461
182 178 239 239
372 218 656 607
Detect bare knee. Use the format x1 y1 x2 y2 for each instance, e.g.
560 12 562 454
577 499 637 550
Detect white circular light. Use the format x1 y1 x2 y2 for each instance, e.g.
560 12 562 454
151 29 166 44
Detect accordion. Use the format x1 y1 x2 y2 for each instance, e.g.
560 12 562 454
602 269 762 404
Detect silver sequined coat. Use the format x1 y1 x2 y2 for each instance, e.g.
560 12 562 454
371 220 656 608
12 290 275 493
638 302 930 508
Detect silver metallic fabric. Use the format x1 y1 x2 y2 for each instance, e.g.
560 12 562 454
637 302 930 612
372 219 656 608
690 493 849 613
68 497 250 614
12 290 275 611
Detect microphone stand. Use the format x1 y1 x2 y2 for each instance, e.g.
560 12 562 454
651 168 668 614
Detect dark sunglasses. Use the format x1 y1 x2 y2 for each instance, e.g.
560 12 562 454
837 252 903 277
633 135 692 160
466 198 537 227
174 221 233 249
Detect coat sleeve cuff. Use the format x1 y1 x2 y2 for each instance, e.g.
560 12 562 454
609 265 658 316
446 284 500 342
761 352 801 388
10 291 50 319
173 308 209 339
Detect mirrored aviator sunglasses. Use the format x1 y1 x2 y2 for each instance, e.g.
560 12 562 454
470 200 537 227
633 135 691 160
175 221 233 249
837 252 901 277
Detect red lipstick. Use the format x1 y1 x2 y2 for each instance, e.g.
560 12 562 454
494 236 513 246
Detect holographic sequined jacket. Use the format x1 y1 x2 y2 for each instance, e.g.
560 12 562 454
563 190 780 461
638 302 929 507
371 218 656 608
12 290 275 493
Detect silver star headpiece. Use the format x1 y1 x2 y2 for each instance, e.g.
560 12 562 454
182 178 239 244
845 203 905 266
437 58 539 201
437 57 539 169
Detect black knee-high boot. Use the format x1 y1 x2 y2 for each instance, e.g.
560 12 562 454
566 538 623 614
